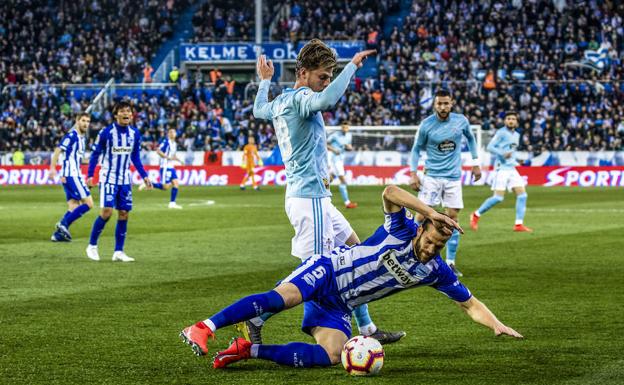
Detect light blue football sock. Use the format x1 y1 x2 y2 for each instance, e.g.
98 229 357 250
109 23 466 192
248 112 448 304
339 184 350 204
353 304 376 334
476 195 504 216
515 193 527 223
446 229 460 264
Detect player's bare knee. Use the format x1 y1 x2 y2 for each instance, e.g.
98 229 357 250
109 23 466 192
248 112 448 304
163 184 171 190
100 208 113 219
118 210 129 220
83 198 94 209
273 283 302 309
313 330 347 365
173 180 179 188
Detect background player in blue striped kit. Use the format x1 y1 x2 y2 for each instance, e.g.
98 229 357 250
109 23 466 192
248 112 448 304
85 101 152 262
250 40 403 344
470 111 532 232
49 112 93 241
179 184 522 369
139 127 183 209
409 89 482 277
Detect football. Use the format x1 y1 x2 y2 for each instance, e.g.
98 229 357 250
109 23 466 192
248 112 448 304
341 336 385 376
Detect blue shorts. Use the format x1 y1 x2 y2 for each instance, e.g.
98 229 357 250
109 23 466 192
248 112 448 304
99 183 133 211
160 168 178 184
62 176 91 201
282 255 353 338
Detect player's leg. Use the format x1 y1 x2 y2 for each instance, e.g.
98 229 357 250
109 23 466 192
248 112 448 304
442 179 464 276
512 185 532 232
249 168 259 190
335 159 356 208
471 170 508 230
150 168 166 190
112 185 135 262
86 183 114 260
61 177 93 229
414 175 442 224
327 200 405 344
240 170 249 190
168 169 182 209
54 178 82 241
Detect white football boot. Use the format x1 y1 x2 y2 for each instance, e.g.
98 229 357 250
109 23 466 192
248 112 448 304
112 251 135 262
86 245 100 261
168 202 183 209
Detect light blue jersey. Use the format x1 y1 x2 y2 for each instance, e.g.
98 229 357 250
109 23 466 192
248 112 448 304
409 113 478 181
487 126 520 170
253 62 358 198
328 131 352 163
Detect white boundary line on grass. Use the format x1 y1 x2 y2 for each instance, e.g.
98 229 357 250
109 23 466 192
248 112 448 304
188 200 216 207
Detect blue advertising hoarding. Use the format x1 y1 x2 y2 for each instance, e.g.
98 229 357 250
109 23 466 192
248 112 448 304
180 41 364 63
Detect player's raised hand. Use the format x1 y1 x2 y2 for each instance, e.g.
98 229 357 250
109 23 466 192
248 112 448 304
351 49 377 68
409 172 421 191
429 211 464 235
494 323 523 339
472 165 482 182
256 55 274 81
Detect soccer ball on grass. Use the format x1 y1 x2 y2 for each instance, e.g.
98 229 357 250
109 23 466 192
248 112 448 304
340 335 384 376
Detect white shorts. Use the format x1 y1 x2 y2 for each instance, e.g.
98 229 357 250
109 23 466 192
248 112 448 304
285 196 353 260
329 158 345 177
491 168 526 191
418 175 463 209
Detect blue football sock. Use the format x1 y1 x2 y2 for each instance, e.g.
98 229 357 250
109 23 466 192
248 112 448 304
446 229 460 264
515 193 528 223
256 343 331 367
114 220 128 252
60 210 72 227
152 182 164 190
209 290 285 330
339 184 350 203
353 304 373 330
170 187 178 202
476 195 504 216
89 216 109 246
64 204 91 227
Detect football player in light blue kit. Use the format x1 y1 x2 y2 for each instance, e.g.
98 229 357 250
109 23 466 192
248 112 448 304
86 101 152 262
180 185 522 368
327 122 358 208
49 112 94 242
409 89 482 277
139 127 183 209
470 111 532 232
250 39 404 344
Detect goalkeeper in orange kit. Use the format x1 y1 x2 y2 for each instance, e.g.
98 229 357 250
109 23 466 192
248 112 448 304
240 136 263 190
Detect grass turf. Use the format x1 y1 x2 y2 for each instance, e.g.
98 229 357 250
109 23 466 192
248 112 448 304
0 185 623 385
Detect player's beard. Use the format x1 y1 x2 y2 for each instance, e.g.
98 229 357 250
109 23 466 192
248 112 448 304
436 110 450 120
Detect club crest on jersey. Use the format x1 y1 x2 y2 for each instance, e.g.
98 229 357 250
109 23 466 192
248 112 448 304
437 140 456 153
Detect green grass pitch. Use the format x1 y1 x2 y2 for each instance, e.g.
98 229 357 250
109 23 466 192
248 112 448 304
1 185 623 385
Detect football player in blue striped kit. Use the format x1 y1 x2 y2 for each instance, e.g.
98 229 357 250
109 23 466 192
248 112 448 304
49 113 93 242
409 89 482 277
139 127 183 209
85 101 152 262
179 185 522 368
248 40 404 345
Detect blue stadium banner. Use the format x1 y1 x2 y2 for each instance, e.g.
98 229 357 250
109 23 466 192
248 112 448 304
180 41 364 63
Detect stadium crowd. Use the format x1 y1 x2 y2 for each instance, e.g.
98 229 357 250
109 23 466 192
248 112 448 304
1 0 624 155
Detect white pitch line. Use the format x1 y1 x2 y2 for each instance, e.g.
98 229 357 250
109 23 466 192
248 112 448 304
497 208 624 213
188 200 216 207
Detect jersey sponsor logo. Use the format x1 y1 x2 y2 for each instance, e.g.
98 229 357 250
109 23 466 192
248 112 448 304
437 140 456 153
111 146 133 154
378 250 418 287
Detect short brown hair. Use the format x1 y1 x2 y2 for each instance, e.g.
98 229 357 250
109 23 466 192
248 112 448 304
75 112 90 120
112 100 134 115
295 39 337 76
505 110 518 118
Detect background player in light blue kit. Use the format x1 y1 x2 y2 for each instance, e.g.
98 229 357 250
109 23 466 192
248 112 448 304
85 101 152 262
409 89 482 277
179 184 522 369
470 111 532 232
139 127 183 209
49 113 93 242
250 40 404 344
327 122 358 208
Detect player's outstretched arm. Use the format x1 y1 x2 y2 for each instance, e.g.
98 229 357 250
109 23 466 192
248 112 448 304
296 50 377 116
382 185 463 234
253 55 274 120
456 296 523 338
130 135 152 188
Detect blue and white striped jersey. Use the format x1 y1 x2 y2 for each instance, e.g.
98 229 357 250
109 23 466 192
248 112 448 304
487 126 520 170
330 208 472 309
88 123 148 185
58 129 86 177
158 138 177 170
